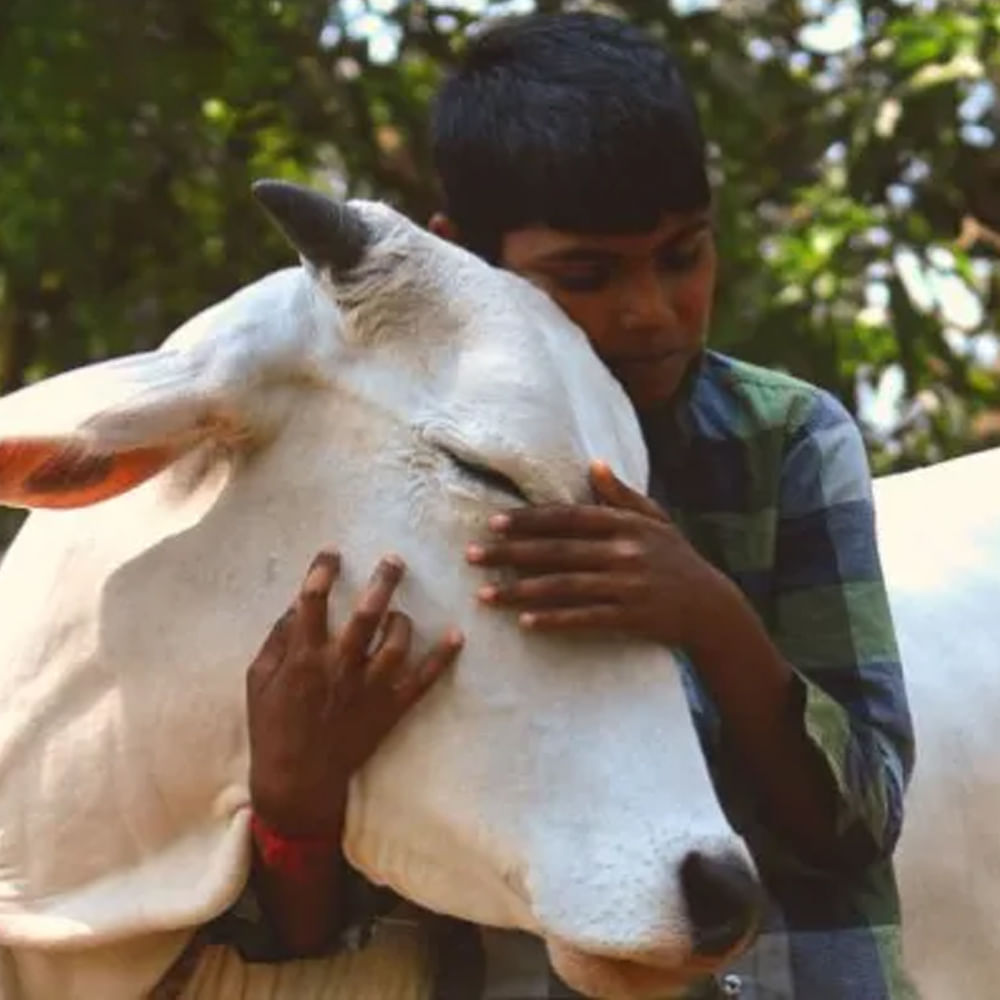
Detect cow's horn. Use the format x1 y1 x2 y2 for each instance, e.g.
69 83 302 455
252 179 369 273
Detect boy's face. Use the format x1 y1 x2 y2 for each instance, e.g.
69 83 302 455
499 211 716 410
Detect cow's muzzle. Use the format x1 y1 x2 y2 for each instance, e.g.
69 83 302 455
681 850 762 958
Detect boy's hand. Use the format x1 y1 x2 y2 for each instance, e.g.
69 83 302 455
466 460 728 647
248 550 463 838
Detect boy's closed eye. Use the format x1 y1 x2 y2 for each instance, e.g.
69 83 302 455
656 238 708 274
542 227 712 294
550 265 615 293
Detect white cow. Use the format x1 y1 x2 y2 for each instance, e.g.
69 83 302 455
0 182 759 1000
876 444 1000 1000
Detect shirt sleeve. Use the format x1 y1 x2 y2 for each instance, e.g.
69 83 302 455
766 388 914 871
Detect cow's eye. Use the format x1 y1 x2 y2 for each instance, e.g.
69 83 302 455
442 451 528 503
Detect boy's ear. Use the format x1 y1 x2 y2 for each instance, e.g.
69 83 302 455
428 212 460 244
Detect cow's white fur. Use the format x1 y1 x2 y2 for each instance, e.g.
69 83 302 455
3 188 998 1000
876 444 1000 1000
0 199 751 999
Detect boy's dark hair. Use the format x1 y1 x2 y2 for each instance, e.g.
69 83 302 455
430 12 710 262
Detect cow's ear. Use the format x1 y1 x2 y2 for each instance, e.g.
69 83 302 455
0 349 245 510
0 438 185 509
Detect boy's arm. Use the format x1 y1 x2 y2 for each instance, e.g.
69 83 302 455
206 840 344 963
776 392 913 865
217 552 460 961
680 581 851 869
690 391 912 871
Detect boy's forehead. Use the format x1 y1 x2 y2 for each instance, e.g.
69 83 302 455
500 210 712 265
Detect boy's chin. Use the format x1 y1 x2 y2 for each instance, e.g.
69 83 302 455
613 355 692 410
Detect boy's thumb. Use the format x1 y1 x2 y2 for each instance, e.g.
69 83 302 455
589 460 666 520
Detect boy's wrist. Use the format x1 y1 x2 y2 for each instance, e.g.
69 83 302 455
683 574 797 732
251 811 342 882
682 567 747 660
249 774 349 841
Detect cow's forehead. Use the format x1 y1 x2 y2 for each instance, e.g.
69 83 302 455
321 200 649 494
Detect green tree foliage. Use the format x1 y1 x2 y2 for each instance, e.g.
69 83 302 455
1 0 998 545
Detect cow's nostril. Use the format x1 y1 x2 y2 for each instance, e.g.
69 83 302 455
681 850 761 958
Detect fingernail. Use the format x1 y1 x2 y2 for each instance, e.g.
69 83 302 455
477 585 497 603
466 544 485 563
304 564 330 590
489 514 510 532
519 612 536 628
447 628 465 647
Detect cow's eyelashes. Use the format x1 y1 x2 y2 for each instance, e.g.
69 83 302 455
442 451 527 503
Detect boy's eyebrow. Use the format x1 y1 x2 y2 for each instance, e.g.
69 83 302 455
537 218 712 265
656 217 713 247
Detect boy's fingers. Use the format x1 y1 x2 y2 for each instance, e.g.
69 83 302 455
248 609 295 682
395 630 464 704
336 555 406 673
297 549 341 647
368 611 413 684
487 505 631 538
478 572 626 609
517 605 625 632
467 538 636 572
589 460 667 520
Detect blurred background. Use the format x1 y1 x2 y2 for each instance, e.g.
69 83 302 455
1 0 997 545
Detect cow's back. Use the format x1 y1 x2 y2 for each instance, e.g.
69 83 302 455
876 446 1000 998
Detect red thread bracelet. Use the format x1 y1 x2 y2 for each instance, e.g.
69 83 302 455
250 812 340 881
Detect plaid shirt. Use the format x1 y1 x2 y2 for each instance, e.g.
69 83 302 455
212 351 916 999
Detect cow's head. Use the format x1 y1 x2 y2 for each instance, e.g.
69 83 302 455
0 182 759 998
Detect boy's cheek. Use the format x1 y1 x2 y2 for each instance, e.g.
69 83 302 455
674 255 717 331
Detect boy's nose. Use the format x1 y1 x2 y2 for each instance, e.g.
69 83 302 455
620 269 679 337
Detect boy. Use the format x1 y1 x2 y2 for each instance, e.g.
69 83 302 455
229 13 915 1000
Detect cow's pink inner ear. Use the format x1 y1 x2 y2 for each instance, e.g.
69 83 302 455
0 438 180 510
